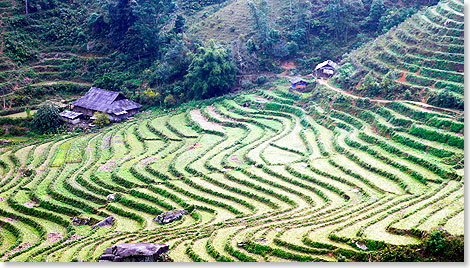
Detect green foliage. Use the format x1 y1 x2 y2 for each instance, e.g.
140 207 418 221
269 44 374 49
25 107 31 119
149 40 192 86
370 229 464 262
424 230 464 261
247 0 288 58
164 94 176 107
184 41 237 99
356 72 381 97
409 124 463 149
95 0 176 62
93 112 110 128
426 116 464 133
31 101 62 134
365 0 386 31
173 14 185 34
4 32 38 63
427 89 464 110
332 63 356 88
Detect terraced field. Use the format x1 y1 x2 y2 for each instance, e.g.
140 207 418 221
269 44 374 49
0 1 99 110
0 77 463 262
335 0 464 107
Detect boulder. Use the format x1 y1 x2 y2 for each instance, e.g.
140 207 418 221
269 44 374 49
92 216 114 229
107 193 118 201
72 216 90 226
98 243 169 262
153 210 186 224
355 241 368 251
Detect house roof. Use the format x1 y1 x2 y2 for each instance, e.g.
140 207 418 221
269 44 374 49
315 60 338 71
71 87 142 115
59 110 82 119
290 77 307 84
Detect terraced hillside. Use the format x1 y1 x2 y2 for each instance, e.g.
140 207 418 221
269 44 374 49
0 0 107 110
0 77 463 262
333 0 464 109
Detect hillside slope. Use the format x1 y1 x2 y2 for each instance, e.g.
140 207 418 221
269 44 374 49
0 0 104 110
332 0 464 110
187 0 283 44
0 77 464 262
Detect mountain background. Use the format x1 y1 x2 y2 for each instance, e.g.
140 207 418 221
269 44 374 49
0 0 442 112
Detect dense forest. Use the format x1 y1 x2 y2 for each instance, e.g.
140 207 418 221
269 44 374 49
2 0 439 108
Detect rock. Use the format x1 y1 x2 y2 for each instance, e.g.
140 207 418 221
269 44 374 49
153 210 186 224
355 242 368 251
237 242 247 247
92 216 114 229
107 193 118 201
87 41 96 52
98 243 169 262
72 216 90 226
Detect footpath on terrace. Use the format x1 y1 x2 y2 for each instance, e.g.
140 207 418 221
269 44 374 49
315 79 463 116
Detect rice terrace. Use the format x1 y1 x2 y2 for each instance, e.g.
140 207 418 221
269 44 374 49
0 0 465 263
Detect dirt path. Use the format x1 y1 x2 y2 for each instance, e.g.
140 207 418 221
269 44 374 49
317 79 463 116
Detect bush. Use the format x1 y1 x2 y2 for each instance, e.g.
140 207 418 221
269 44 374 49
184 41 238 99
427 89 464 110
31 101 62 134
164 94 176 107
93 112 110 127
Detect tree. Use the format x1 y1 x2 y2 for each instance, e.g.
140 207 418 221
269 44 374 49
357 72 381 97
25 106 31 119
428 89 464 110
287 41 299 55
325 0 353 43
173 14 185 34
247 0 276 57
143 88 161 106
164 94 176 107
25 0 29 20
31 101 62 134
366 0 386 31
157 40 191 83
184 41 238 99
99 0 177 61
94 112 110 127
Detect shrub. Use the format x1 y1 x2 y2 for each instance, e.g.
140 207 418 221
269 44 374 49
31 101 63 134
93 112 110 127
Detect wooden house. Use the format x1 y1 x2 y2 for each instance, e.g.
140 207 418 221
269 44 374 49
59 110 83 124
71 87 142 121
315 60 338 78
290 77 308 89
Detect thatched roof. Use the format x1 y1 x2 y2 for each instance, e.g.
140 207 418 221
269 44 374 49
315 60 338 71
71 87 142 115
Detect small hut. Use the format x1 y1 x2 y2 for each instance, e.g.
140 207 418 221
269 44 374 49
315 60 338 78
71 87 142 121
290 77 308 89
59 110 83 124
